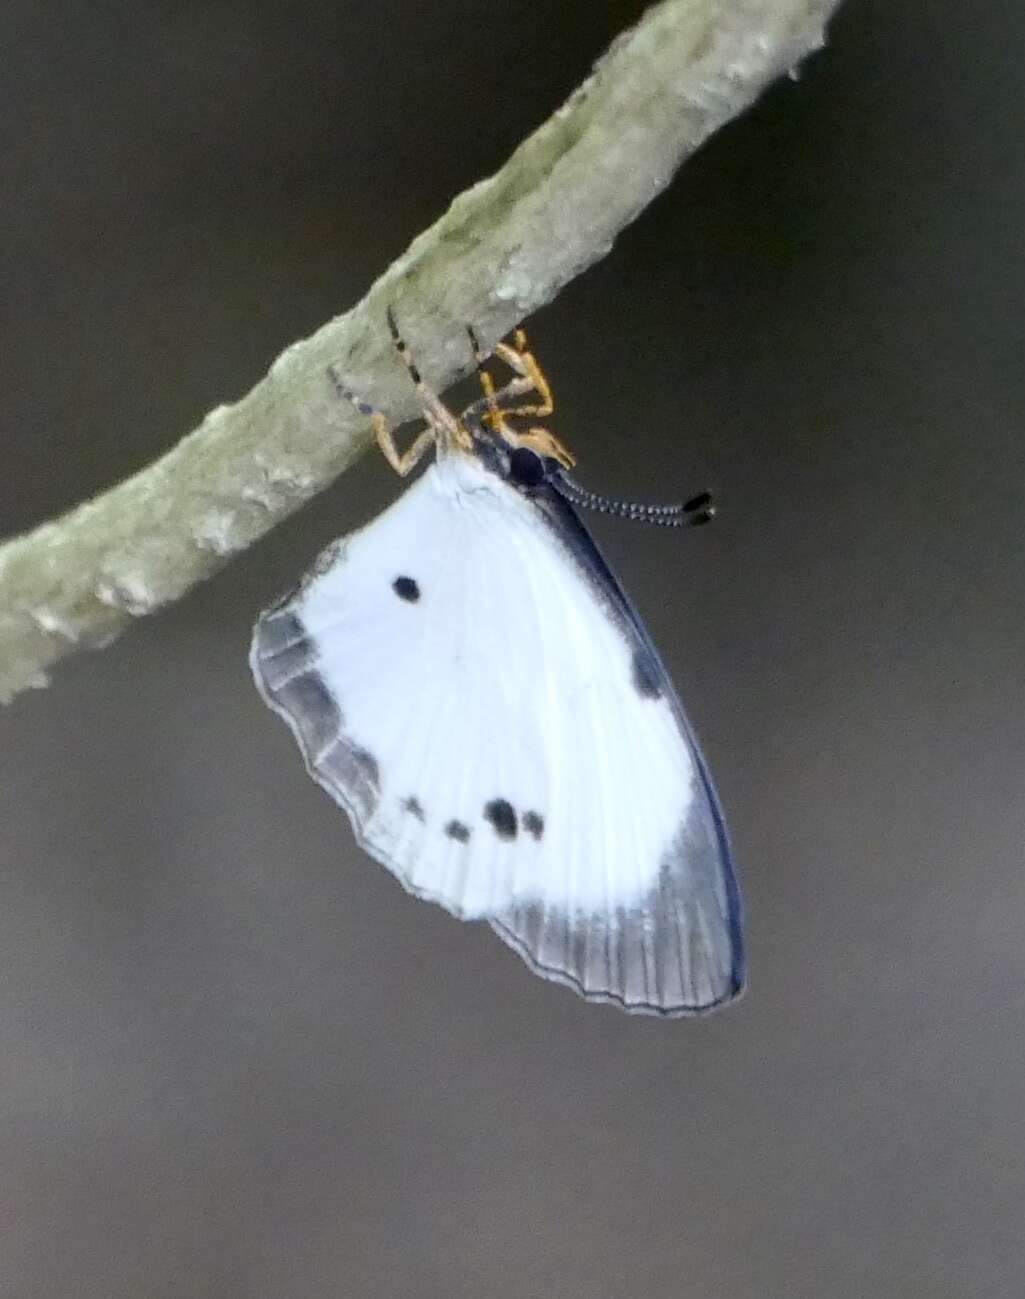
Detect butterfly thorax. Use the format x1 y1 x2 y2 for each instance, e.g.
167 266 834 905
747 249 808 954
450 410 565 497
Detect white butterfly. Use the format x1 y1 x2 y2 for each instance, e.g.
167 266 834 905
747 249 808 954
250 313 744 1016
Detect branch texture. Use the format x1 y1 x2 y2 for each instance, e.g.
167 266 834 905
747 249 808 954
0 0 840 704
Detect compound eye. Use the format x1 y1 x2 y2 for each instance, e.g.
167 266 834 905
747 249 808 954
508 446 546 488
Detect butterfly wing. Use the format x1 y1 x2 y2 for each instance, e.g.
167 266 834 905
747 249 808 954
251 451 744 1015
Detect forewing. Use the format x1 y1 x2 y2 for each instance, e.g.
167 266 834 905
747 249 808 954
251 453 743 1015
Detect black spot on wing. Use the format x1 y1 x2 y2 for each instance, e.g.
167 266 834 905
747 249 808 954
484 799 517 840
527 479 680 708
392 576 420 602
445 819 470 843
631 646 662 699
403 796 425 821
523 811 545 841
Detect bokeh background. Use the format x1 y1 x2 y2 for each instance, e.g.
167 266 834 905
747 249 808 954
3 2 1024 1296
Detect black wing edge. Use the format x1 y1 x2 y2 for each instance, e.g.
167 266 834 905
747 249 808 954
521 479 746 1009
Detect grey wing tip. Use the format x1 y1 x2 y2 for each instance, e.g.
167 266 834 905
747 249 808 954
489 914 745 1018
250 600 387 841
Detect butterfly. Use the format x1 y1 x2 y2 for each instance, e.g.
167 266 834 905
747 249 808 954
250 311 744 1016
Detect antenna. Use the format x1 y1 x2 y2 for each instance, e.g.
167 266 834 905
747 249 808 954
551 473 715 528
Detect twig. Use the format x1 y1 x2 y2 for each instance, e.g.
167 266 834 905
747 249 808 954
0 0 840 704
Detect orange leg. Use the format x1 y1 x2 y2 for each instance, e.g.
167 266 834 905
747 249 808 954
327 364 438 478
387 307 463 440
463 326 551 425
517 426 576 469
491 328 554 420
462 325 573 465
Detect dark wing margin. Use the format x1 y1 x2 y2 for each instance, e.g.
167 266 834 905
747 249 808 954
488 482 745 1016
250 601 381 827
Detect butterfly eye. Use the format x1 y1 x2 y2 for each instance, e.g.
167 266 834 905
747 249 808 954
508 446 546 488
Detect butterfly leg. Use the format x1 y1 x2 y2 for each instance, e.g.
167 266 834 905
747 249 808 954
464 326 536 422
491 328 554 420
466 325 498 407
463 326 574 468
517 426 576 468
327 365 437 477
466 326 554 418
374 419 436 477
386 308 468 448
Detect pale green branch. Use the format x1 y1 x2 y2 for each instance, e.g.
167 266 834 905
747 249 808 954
0 0 840 704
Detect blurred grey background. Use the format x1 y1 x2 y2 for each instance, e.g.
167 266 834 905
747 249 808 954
2 2 1024 1296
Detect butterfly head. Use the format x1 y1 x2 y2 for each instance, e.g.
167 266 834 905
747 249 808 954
334 312 711 527
459 403 575 494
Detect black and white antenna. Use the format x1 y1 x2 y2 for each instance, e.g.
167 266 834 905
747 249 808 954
552 472 715 528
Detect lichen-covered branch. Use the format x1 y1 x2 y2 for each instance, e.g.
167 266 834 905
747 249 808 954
0 0 840 704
